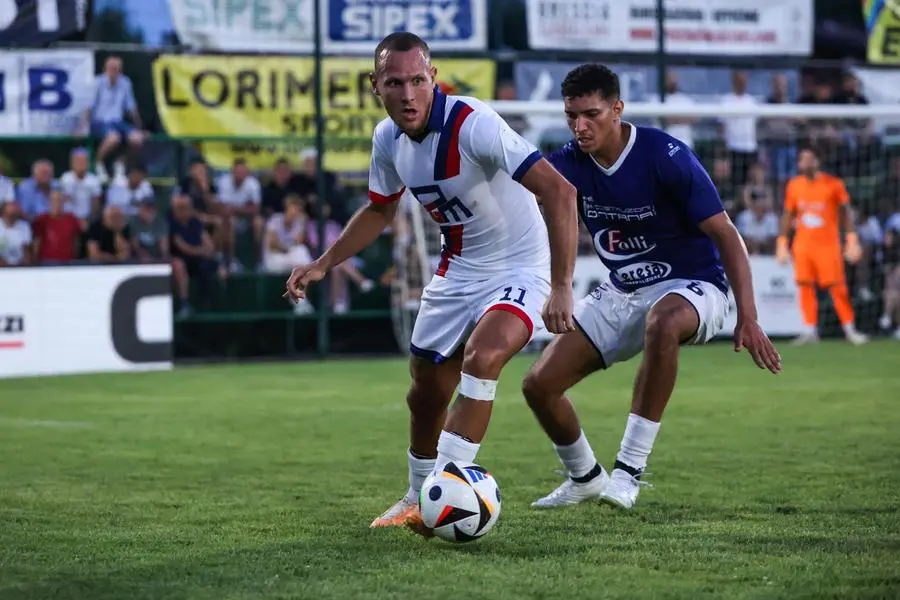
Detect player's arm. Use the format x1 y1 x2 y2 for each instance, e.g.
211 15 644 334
315 136 404 272
663 147 780 371
776 180 797 264
835 178 862 263
520 161 578 289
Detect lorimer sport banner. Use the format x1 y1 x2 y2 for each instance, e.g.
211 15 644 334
0 50 95 136
526 0 814 56
168 0 486 53
864 0 900 64
152 55 495 173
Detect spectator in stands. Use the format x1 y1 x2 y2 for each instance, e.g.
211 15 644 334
833 72 878 179
878 206 900 337
653 71 697 149
496 80 527 135
31 189 82 264
82 55 145 184
854 206 884 302
106 162 154 217
170 190 223 316
719 71 758 186
179 158 222 252
296 148 347 223
263 193 311 272
0 166 15 204
17 159 55 219
59 148 103 227
736 197 779 255
711 157 737 216
800 80 840 155
86 205 131 262
130 197 169 263
0 200 32 266
216 157 263 270
262 157 305 218
306 199 374 314
741 162 776 213
763 73 798 185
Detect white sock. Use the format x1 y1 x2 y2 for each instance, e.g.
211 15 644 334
842 322 858 335
404 449 436 503
434 430 480 474
616 413 661 472
554 430 598 479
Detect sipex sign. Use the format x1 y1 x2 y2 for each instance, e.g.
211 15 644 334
0 0 92 47
325 0 487 52
0 50 94 136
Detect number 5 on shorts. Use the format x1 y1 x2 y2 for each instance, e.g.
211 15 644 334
687 282 705 296
500 286 526 306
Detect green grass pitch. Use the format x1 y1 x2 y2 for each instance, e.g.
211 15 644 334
1 342 899 600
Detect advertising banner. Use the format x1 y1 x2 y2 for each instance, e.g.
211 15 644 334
0 50 95 137
531 255 805 344
0 264 173 379
168 0 485 53
152 54 495 172
0 0 92 47
526 0 813 56
864 0 900 64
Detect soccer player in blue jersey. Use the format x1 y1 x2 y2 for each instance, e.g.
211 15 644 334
523 64 782 510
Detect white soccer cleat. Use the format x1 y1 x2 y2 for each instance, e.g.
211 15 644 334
599 468 652 510
845 330 869 346
531 468 609 509
791 331 819 346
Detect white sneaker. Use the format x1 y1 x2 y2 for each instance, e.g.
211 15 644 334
845 330 869 346
293 298 314 315
359 279 375 293
792 331 819 346
879 314 893 331
599 468 652 510
531 467 609 509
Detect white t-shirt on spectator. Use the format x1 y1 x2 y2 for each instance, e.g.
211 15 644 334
885 213 900 234
650 92 695 149
0 219 32 265
60 170 103 220
106 180 154 216
217 174 262 207
719 93 758 153
736 209 779 244
0 176 14 204
264 213 305 256
858 215 884 245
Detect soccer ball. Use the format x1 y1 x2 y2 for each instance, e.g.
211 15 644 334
419 461 501 542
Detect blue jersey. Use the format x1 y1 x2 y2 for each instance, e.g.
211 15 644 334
548 125 728 294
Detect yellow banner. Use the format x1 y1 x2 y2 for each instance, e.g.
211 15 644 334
152 55 496 173
866 1 900 63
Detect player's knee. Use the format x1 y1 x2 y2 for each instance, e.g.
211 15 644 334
461 343 507 380
644 306 689 349
521 368 553 408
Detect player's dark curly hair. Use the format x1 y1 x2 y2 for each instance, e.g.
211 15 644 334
374 32 431 71
560 64 620 100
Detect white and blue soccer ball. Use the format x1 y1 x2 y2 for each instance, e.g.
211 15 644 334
419 461 501 542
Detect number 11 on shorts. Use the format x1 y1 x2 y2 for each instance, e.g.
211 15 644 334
500 287 526 306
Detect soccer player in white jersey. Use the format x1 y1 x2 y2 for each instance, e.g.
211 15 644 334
284 33 579 532
520 64 782 511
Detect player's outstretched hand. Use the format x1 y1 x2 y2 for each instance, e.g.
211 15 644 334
844 232 863 265
283 262 328 304
734 318 782 374
543 286 576 335
775 235 790 265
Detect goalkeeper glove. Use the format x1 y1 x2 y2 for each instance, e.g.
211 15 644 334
844 232 863 264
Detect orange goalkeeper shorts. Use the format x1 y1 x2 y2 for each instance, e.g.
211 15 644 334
792 245 845 288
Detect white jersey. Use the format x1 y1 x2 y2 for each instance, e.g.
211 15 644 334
368 88 550 281
59 170 102 220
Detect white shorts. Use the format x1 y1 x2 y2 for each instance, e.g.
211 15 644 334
574 278 729 367
410 271 551 363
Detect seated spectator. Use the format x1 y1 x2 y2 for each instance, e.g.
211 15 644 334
81 55 145 183
17 159 55 219
306 200 374 314
263 194 312 273
169 191 223 316
86 205 131 262
0 201 32 266
262 157 306 218
106 162 154 217
878 208 900 337
296 148 347 223
0 167 15 204
216 157 263 269
740 162 776 214
710 157 736 216
736 199 779 255
31 189 82 264
178 158 222 248
130 197 169 263
59 147 103 227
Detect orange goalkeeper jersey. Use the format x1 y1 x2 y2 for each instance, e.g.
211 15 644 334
784 172 849 250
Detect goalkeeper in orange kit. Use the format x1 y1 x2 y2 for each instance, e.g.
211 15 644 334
777 146 868 345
